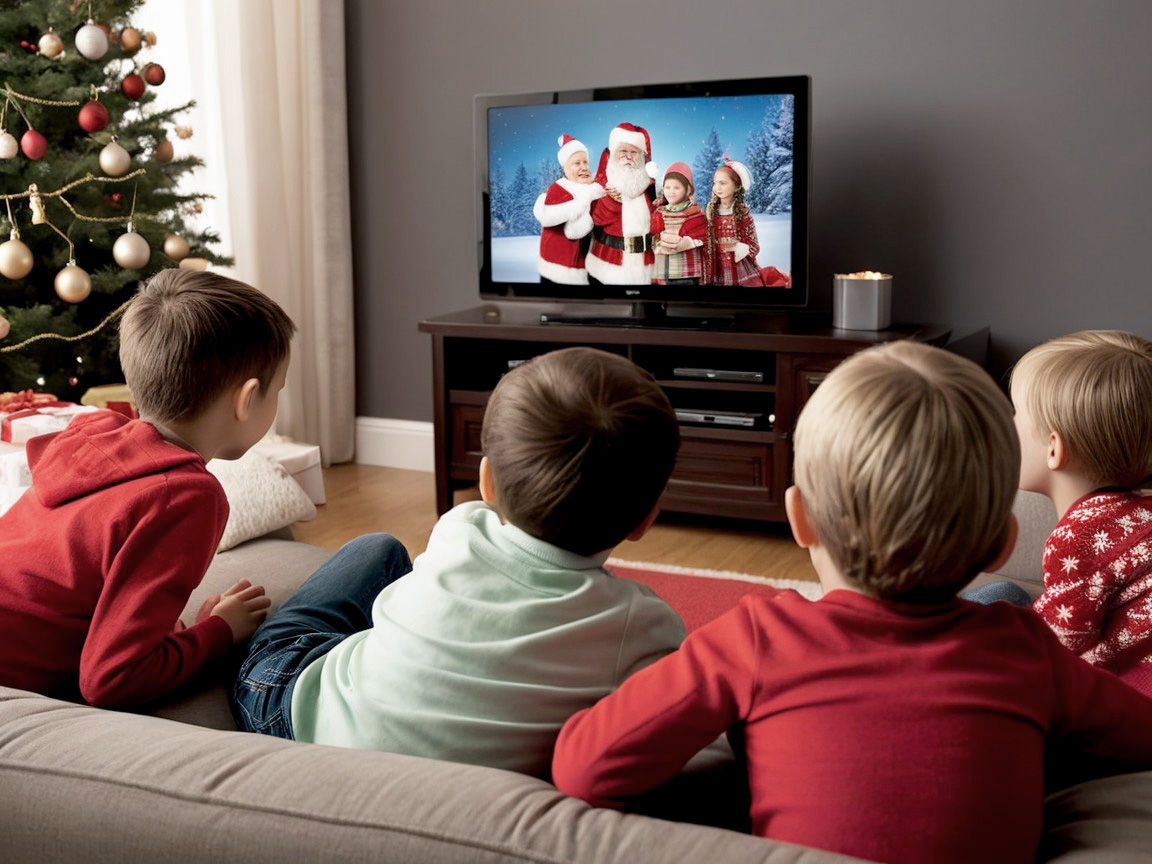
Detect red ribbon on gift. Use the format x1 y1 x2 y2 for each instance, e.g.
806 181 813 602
0 390 66 413
1 392 74 443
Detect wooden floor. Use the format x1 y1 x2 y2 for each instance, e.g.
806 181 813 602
292 464 818 584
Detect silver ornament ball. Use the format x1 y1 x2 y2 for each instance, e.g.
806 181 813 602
74 20 109 61
113 230 151 270
0 130 17 160
55 264 92 303
99 139 131 176
0 236 34 280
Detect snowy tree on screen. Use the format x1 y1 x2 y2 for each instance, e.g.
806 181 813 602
692 129 725 207
507 162 536 236
745 98 794 215
489 163 509 237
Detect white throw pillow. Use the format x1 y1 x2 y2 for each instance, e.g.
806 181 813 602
206 450 317 552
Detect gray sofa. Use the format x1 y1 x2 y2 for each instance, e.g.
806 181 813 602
2 492 1151 863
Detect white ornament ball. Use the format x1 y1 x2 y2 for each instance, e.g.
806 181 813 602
38 28 64 58
0 130 17 160
113 230 151 269
74 20 109 61
99 139 131 176
55 264 92 303
0 236 34 280
0 315 9 341
163 233 190 261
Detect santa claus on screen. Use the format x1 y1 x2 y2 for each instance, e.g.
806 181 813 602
586 122 659 284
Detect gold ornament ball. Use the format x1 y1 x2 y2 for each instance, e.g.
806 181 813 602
120 26 141 53
0 236 34 279
0 315 9 341
163 233 190 261
154 138 174 163
55 264 92 303
38 28 64 58
113 231 152 270
178 257 209 271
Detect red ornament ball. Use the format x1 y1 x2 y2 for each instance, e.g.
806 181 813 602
78 100 110 133
21 129 47 160
143 63 166 86
121 73 146 101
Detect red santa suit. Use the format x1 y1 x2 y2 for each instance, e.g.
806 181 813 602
586 123 658 285
533 177 605 284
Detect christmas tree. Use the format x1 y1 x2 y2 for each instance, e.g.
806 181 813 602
0 0 227 399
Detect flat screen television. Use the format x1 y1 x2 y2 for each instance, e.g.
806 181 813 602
475 75 810 324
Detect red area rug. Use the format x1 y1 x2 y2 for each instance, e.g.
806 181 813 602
605 559 823 632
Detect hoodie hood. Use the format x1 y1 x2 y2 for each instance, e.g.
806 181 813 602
26 411 204 508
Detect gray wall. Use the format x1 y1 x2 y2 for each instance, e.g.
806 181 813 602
345 0 1152 422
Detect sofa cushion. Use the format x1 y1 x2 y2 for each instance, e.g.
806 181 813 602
0 686 848 864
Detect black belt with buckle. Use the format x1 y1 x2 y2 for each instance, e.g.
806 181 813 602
593 226 651 254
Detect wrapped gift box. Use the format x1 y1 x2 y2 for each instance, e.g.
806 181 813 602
0 483 29 516
1 404 99 445
251 437 326 505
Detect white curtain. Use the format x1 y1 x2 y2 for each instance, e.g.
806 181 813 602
171 0 356 464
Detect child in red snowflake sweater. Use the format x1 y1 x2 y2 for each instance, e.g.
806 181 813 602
1007 330 1152 693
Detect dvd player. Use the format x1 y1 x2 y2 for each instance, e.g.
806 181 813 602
673 367 764 383
674 409 766 428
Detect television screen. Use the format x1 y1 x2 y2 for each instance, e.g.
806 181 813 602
476 75 810 321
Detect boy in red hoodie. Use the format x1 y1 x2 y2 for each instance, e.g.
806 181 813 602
0 268 293 708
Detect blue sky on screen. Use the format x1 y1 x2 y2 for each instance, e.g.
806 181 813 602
489 94 787 176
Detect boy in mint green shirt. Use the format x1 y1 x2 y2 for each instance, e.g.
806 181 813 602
231 347 685 777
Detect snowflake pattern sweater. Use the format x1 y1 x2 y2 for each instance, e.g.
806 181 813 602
1033 490 1152 679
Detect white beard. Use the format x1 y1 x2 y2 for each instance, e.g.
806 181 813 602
606 158 650 200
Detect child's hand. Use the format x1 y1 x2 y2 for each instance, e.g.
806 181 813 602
210 579 271 644
194 593 222 624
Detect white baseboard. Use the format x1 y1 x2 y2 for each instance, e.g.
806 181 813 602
354 417 434 471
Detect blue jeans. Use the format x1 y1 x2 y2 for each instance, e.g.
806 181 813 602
230 533 412 738
961 580 1033 606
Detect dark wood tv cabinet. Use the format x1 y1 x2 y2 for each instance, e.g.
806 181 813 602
418 306 949 523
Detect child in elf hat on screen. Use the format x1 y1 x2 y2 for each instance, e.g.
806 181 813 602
533 133 606 284
552 340 1152 864
0 268 291 708
650 162 707 285
704 158 762 286
965 330 1152 695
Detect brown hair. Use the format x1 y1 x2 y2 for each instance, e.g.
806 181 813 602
480 347 680 556
706 165 750 223
1010 330 1152 488
792 341 1019 603
118 268 296 423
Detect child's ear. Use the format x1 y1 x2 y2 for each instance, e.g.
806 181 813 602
626 505 661 541
232 378 261 422
784 485 818 548
1046 430 1069 471
985 513 1019 573
478 456 497 507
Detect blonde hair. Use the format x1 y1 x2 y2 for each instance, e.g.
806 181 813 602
119 268 296 423
793 341 1018 602
1010 330 1152 488
480 347 679 556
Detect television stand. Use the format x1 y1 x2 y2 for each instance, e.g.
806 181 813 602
419 306 950 522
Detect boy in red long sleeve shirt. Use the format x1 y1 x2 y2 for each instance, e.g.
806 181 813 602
552 341 1152 864
0 268 293 708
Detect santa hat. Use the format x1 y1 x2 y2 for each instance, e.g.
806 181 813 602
660 161 695 196
556 134 586 167
722 156 752 193
609 122 659 179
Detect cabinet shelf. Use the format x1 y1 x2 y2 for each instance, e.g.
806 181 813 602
420 307 949 523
